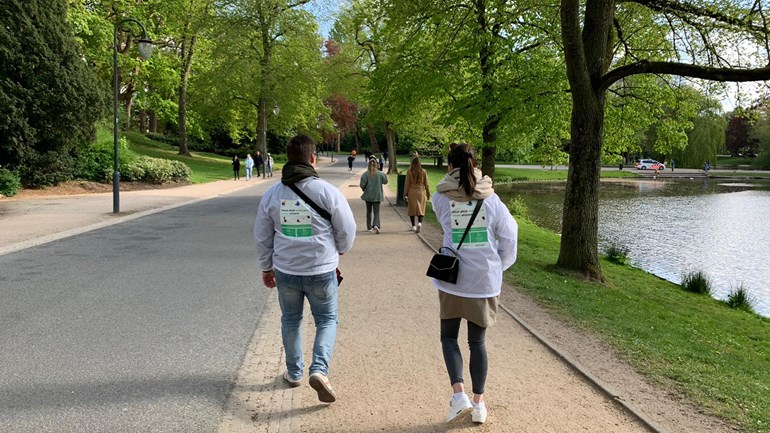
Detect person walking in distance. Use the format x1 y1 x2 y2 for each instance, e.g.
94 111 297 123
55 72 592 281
431 143 518 424
231 155 240 180
255 151 264 177
359 158 388 233
254 135 356 403
266 153 274 177
347 152 355 172
404 157 430 233
245 154 254 180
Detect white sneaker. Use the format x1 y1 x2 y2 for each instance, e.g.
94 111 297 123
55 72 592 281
446 394 472 424
472 401 487 423
373 226 380 234
411 226 416 232
416 223 422 233
282 371 301 388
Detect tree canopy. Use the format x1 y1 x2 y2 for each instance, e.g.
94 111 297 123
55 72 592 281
0 0 104 187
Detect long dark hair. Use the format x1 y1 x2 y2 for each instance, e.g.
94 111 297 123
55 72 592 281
447 142 477 197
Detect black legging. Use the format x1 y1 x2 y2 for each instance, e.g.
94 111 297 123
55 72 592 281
410 215 424 226
440 318 488 395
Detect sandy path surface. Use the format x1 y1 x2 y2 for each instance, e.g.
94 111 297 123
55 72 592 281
216 175 651 433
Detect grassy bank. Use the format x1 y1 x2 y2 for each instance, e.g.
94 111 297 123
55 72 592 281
510 220 769 433
393 166 770 433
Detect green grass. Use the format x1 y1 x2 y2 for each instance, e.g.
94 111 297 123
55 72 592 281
391 165 770 433
507 221 770 433
717 156 761 168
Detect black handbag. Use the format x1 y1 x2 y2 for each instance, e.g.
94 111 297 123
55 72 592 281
426 199 484 284
288 183 344 286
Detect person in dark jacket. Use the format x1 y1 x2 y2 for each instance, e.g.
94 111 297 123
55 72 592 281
232 155 241 180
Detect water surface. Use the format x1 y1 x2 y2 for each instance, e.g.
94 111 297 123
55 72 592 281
498 178 770 317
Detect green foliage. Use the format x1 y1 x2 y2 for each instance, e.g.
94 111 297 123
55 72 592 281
604 244 631 266
120 156 191 184
0 168 22 197
505 196 529 219
1 0 104 187
725 285 757 313
681 270 713 295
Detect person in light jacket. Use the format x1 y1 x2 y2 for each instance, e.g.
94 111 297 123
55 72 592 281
254 135 356 403
245 154 254 180
431 142 518 425
359 158 388 233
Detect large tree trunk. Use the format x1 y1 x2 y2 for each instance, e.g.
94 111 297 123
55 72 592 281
367 124 379 153
256 29 272 177
178 34 196 157
556 96 605 281
556 0 613 281
480 115 499 180
149 111 157 133
385 121 398 174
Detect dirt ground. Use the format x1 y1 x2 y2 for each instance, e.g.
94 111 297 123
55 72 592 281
5 180 189 200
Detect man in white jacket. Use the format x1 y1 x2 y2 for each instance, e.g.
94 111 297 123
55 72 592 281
254 135 356 403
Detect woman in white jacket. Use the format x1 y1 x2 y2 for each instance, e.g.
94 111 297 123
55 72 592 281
431 142 518 425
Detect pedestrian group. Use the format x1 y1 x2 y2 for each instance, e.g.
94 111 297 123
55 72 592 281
252 135 518 425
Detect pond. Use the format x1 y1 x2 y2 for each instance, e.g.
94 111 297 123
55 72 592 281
497 178 770 318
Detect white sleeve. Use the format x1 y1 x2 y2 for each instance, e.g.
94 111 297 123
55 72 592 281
492 196 518 271
329 189 357 254
254 190 276 271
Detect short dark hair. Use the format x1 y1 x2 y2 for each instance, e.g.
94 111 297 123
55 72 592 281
286 135 316 163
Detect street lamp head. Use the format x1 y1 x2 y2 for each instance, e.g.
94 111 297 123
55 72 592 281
137 38 154 60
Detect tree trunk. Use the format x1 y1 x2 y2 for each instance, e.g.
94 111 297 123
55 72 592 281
556 93 606 281
149 111 157 133
385 121 398 174
480 115 499 180
354 127 360 151
367 124 379 153
178 34 196 157
256 28 272 178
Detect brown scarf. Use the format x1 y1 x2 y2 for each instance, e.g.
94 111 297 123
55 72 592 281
435 168 494 201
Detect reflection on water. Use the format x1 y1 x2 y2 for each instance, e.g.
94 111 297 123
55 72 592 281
497 178 770 317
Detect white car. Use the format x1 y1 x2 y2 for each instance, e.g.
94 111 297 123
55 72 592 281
635 159 665 170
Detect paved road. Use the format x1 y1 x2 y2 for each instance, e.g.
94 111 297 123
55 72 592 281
0 162 353 433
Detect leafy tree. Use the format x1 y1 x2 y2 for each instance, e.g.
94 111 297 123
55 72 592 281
725 112 760 156
558 0 770 280
0 0 104 187
672 95 725 168
347 0 569 179
196 0 327 157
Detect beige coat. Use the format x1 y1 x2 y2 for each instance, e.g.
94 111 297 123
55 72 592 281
404 168 430 216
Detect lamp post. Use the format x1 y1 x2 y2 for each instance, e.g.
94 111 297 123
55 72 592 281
113 18 153 213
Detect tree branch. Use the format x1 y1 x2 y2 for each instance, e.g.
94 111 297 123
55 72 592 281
601 61 770 92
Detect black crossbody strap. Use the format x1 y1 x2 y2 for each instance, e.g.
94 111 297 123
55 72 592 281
288 183 332 221
456 199 484 251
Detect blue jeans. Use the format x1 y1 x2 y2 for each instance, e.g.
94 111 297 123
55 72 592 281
274 269 339 380
245 167 252 179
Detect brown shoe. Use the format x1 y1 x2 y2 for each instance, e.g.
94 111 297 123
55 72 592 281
309 372 336 403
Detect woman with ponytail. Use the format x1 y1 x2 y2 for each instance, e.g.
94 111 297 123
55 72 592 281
431 143 518 425
359 158 388 233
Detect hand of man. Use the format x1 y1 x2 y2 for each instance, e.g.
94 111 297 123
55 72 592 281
262 270 276 288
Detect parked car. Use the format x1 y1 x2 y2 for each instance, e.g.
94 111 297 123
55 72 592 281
635 159 665 170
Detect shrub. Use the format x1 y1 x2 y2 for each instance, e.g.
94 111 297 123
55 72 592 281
725 284 756 312
121 156 190 184
0 167 22 197
604 244 631 265
681 270 713 295
506 196 528 219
